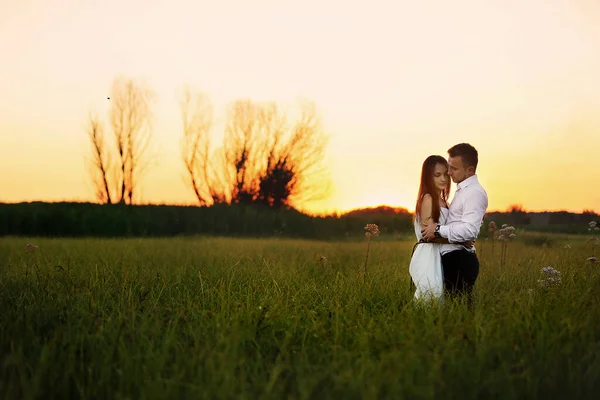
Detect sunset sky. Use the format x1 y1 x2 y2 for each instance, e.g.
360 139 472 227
1 0 599 214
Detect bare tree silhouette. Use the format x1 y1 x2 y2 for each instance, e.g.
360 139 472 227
215 98 331 209
261 100 331 208
109 78 154 204
86 77 154 205
87 112 112 204
179 88 226 206
221 100 264 204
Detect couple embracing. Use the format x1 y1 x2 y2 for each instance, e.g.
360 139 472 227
409 143 488 305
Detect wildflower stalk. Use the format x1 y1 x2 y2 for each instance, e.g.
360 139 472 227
587 221 598 263
497 225 516 268
488 221 497 255
363 224 380 283
363 237 371 283
25 243 40 283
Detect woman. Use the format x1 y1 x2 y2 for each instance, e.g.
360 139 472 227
409 155 452 301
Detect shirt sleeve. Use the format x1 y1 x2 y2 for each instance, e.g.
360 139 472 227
439 189 488 242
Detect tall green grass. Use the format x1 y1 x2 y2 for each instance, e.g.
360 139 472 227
1 235 598 399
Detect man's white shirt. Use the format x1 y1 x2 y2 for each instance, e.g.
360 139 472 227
439 174 488 256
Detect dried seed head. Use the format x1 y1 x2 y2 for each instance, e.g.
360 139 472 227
542 266 560 276
497 225 516 239
538 267 562 287
364 224 380 237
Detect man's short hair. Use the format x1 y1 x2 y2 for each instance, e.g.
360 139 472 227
448 143 478 171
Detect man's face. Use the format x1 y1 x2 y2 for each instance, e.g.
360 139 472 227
447 156 473 183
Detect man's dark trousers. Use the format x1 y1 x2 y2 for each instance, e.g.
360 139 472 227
442 249 479 305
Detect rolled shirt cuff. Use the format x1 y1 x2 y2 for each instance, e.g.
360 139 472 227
439 225 449 239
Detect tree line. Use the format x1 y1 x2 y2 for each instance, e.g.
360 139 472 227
0 202 414 240
1 201 595 239
87 77 331 211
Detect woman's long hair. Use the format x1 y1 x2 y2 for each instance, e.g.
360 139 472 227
413 155 451 223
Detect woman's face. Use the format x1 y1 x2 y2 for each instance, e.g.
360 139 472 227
433 163 449 193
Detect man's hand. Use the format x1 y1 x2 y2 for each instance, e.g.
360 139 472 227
421 223 437 242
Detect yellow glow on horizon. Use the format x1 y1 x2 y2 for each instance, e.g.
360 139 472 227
1 0 599 215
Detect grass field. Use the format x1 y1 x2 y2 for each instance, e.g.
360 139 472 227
1 233 599 399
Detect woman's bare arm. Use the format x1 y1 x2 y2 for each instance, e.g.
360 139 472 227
419 194 433 230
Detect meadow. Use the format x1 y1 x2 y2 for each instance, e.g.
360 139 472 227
1 232 599 399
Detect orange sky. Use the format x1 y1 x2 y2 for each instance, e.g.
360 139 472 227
1 0 599 214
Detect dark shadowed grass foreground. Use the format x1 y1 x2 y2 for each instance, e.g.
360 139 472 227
0 236 599 399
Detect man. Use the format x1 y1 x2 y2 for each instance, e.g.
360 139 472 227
421 143 488 304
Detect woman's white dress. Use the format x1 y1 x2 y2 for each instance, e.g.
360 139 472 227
409 207 448 301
